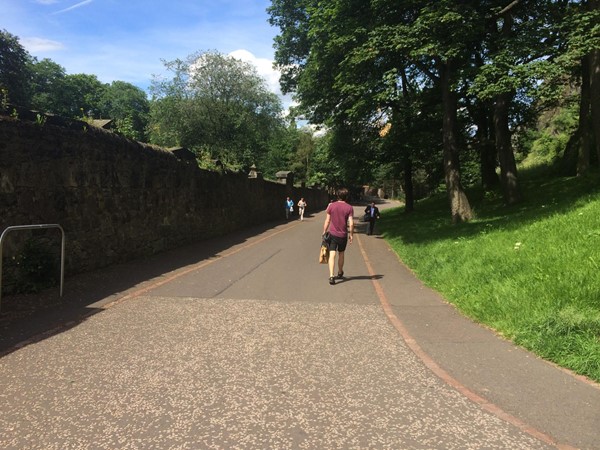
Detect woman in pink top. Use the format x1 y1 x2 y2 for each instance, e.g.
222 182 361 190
322 188 354 285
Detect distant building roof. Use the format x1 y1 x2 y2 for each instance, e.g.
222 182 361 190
91 119 113 129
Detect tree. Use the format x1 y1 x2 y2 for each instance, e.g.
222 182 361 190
29 58 67 114
259 124 296 179
527 0 600 175
288 127 316 183
149 51 284 170
0 29 32 107
306 130 351 189
31 70 108 119
566 0 600 174
100 81 150 141
270 0 475 222
61 73 107 119
590 0 600 167
467 1 566 204
29 58 149 141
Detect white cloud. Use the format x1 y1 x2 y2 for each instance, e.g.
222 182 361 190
228 49 296 114
229 49 279 93
53 0 93 15
20 37 65 52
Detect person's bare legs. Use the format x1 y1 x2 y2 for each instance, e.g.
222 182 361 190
338 251 345 276
328 250 337 278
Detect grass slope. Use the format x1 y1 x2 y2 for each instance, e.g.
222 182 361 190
379 170 600 383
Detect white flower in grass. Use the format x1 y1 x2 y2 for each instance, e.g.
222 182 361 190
514 242 522 250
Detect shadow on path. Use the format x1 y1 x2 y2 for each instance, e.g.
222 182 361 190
0 219 293 355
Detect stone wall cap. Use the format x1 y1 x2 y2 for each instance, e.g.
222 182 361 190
168 147 197 162
91 119 113 129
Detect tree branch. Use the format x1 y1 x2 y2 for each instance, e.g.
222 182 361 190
498 0 521 16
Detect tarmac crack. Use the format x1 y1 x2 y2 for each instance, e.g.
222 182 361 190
212 249 282 297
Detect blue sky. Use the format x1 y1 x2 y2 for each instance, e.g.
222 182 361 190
1 0 291 106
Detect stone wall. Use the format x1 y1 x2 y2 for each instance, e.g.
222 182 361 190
0 115 328 281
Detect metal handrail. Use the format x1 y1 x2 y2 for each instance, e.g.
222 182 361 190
0 224 65 313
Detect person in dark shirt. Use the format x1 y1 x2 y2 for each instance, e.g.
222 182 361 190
364 202 380 236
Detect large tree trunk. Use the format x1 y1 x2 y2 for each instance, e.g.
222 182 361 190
474 102 499 190
560 128 580 176
403 154 414 213
589 47 600 165
494 92 521 204
589 0 600 166
491 7 520 204
577 55 592 175
440 60 473 223
399 67 414 213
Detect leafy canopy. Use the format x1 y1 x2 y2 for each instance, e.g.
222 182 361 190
149 50 284 170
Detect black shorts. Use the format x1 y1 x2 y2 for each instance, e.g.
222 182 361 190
327 234 348 252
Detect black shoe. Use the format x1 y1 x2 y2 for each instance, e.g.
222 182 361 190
329 277 335 285
336 271 344 279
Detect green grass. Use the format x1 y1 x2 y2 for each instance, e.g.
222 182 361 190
379 169 600 383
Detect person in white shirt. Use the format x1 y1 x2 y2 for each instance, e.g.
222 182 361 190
297 198 307 221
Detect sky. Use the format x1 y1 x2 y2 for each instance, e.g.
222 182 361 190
0 0 293 108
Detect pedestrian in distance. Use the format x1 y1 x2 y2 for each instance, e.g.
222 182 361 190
364 202 380 235
322 187 354 285
285 197 294 220
298 197 307 221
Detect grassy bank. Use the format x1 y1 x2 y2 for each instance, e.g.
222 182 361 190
379 169 600 383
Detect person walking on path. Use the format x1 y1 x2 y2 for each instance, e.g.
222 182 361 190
297 198 307 221
322 187 354 285
364 202 380 235
285 197 294 220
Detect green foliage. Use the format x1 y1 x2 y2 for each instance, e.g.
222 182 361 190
270 0 486 214
113 116 136 140
34 113 46 127
28 59 150 138
522 102 579 167
149 50 284 170
29 58 68 114
0 29 33 107
287 128 314 182
30 64 108 119
100 81 149 141
380 169 600 382
558 3 600 67
269 0 600 218
1 87 9 110
306 132 345 187
61 73 107 118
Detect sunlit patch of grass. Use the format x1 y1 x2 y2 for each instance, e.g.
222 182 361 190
380 171 600 382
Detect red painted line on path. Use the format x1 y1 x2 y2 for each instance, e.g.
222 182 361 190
356 234 576 450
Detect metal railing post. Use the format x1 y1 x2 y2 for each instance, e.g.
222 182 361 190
0 224 65 313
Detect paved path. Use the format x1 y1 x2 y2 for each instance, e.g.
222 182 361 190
1 202 599 449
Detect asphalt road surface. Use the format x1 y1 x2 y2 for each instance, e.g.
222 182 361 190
1 201 599 449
